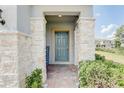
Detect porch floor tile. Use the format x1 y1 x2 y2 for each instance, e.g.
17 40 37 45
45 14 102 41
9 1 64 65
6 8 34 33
46 64 78 88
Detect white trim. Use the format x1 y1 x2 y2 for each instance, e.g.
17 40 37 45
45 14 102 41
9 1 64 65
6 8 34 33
49 62 74 65
30 17 47 23
44 12 80 16
76 17 95 24
17 31 32 37
74 28 77 65
79 17 95 20
0 31 32 37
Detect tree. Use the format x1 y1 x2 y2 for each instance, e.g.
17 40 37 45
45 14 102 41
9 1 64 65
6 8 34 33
115 39 121 48
115 25 124 47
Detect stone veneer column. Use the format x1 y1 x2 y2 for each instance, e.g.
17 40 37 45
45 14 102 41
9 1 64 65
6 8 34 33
76 17 95 62
30 16 47 84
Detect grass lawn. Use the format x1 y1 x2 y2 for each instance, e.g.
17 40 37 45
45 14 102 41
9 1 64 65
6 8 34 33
113 48 124 56
96 51 124 64
96 48 124 56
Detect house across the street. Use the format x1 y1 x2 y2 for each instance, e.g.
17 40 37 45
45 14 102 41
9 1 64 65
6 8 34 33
95 39 115 49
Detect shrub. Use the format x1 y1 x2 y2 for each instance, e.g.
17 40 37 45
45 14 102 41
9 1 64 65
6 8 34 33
79 60 124 88
25 68 43 88
117 80 124 87
95 54 105 61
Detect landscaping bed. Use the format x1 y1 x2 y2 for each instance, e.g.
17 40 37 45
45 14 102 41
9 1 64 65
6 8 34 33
79 54 124 88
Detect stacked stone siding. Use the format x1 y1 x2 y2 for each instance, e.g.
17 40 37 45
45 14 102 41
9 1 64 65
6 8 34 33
18 33 33 87
0 18 48 87
31 17 47 83
76 17 95 62
0 32 19 87
0 31 33 87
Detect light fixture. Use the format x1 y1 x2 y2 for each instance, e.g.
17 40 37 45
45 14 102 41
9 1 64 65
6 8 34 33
58 15 62 17
0 9 5 25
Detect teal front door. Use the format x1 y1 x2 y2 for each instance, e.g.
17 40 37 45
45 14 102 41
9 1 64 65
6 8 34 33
55 32 69 61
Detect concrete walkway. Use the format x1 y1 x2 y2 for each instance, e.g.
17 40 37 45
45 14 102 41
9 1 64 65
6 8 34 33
46 64 78 88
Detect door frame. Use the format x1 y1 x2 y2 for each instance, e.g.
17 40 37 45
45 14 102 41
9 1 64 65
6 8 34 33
51 28 72 64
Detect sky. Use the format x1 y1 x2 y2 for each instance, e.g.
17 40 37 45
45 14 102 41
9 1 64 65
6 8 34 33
94 5 124 39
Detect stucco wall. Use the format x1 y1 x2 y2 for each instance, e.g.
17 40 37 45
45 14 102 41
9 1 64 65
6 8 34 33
0 5 17 31
46 22 75 64
0 5 31 34
31 5 93 17
17 6 31 34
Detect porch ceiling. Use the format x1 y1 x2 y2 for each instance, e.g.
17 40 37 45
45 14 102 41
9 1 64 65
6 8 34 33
45 15 78 23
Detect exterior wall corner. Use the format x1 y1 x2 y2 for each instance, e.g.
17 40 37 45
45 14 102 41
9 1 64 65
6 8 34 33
75 17 95 62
